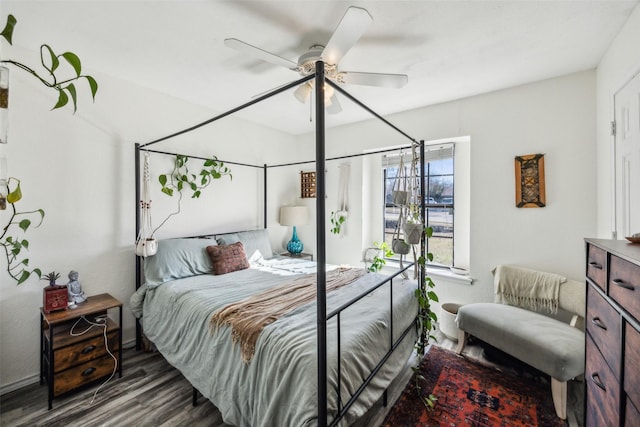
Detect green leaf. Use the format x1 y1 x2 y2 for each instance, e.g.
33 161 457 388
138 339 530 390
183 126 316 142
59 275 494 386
177 181 183 191
53 89 69 110
7 183 22 203
85 75 98 100
0 14 17 45
427 291 439 302
192 190 201 198
65 83 78 113
17 270 30 285
203 159 214 167
19 219 31 232
41 44 60 73
61 51 82 76
159 175 167 186
161 187 173 197
33 268 42 278
21 258 29 265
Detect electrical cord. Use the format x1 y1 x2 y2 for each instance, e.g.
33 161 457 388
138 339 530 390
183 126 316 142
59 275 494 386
69 315 118 405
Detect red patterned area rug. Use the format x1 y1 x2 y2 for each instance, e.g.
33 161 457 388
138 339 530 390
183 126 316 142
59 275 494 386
383 346 567 426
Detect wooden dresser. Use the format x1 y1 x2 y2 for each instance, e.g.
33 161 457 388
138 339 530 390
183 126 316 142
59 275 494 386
40 293 122 409
585 238 640 426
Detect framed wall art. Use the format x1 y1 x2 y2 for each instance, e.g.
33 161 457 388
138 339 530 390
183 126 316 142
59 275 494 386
300 171 316 198
515 153 545 208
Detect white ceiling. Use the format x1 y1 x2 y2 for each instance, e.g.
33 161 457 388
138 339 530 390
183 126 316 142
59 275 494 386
2 0 639 135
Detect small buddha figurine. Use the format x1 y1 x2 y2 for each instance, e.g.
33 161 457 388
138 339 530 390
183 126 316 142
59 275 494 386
67 270 86 304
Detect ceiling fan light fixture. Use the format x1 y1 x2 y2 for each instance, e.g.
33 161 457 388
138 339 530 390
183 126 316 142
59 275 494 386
323 84 335 104
294 82 313 103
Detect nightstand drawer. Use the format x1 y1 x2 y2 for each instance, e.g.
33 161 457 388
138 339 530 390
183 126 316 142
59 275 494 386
587 244 607 291
587 284 622 380
609 255 640 320
585 335 620 425
53 354 118 397
55 330 119 373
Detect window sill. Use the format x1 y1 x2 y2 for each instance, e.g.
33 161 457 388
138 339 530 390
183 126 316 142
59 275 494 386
381 261 473 285
426 267 473 285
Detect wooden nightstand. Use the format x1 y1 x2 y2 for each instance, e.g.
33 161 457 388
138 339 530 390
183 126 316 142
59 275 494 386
279 252 313 261
40 293 122 409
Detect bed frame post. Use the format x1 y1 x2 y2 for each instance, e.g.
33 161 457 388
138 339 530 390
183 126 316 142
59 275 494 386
263 164 268 229
315 60 328 427
134 143 143 350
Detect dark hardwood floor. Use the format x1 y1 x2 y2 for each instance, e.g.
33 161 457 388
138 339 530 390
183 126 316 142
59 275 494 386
1 331 583 427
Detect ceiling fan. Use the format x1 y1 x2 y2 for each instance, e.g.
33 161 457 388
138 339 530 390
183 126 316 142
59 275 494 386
224 6 408 114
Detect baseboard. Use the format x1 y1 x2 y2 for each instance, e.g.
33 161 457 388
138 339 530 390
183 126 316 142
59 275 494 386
0 373 40 396
0 338 136 396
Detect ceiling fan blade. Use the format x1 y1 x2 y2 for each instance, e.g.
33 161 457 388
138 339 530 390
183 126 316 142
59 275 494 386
322 7 372 65
326 93 342 114
224 38 298 70
339 71 408 88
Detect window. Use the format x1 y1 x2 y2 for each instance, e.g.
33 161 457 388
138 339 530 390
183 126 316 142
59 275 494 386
383 143 455 267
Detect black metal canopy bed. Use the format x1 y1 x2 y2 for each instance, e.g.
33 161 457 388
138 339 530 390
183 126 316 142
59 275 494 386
131 64 427 427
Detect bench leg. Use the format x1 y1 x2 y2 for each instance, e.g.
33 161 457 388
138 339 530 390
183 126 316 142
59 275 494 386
550 378 567 420
455 330 468 355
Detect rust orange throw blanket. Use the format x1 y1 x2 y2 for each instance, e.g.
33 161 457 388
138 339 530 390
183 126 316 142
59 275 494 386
210 267 367 362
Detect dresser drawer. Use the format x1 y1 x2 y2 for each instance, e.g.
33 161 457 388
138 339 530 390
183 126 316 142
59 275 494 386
625 322 640 410
53 354 118 397
626 397 640 427
54 330 119 373
587 244 607 291
585 335 620 425
587 284 622 380
609 255 640 320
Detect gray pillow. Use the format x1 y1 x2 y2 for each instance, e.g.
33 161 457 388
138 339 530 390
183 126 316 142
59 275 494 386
217 229 273 259
143 238 216 288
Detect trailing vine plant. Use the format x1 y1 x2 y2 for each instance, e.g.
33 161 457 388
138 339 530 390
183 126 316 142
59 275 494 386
155 154 232 232
412 224 439 409
0 14 98 284
1 178 44 284
1 15 98 112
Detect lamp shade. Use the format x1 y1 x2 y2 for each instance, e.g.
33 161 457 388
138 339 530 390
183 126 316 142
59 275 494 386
279 206 309 226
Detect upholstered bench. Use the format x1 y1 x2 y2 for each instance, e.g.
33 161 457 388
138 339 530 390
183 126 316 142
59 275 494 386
455 269 585 420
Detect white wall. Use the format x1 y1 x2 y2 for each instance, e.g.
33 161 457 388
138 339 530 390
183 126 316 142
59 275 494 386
0 69 296 391
299 70 597 309
595 3 640 238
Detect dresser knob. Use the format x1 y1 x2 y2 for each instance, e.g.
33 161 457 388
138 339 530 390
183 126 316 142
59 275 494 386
590 373 606 391
591 317 607 330
612 278 635 291
589 261 603 270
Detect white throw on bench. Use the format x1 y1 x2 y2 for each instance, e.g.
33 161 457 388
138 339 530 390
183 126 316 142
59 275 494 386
455 265 585 420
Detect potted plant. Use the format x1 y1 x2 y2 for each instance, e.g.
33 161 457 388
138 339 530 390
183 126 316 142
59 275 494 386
330 211 347 235
42 271 68 313
403 203 424 244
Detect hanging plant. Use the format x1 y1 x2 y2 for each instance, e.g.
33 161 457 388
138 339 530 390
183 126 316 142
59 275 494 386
154 154 232 232
365 241 393 273
329 211 346 235
0 14 98 113
1 178 45 284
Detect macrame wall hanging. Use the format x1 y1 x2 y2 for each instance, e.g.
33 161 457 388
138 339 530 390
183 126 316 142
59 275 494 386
135 152 158 257
334 163 350 237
